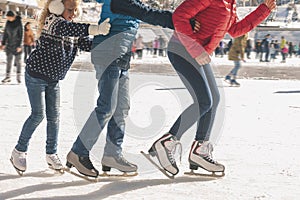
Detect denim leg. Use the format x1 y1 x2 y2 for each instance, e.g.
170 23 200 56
196 64 220 141
167 46 213 140
45 81 60 154
15 72 46 152
230 60 241 77
72 65 120 156
104 70 130 157
6 52 13 75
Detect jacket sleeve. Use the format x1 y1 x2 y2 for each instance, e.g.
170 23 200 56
55 19 90 37
78 36 92 52
173 0 212 58
1 25 8 46
110 0 174 29
228 4 270 38
16 22 23 48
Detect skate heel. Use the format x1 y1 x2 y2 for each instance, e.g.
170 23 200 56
189 163 198 170
102 165 111 172
148 146 156 157
66 161 73 168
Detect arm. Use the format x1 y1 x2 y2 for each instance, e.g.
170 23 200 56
228 4 271 38
78 36 92 52
173 0 212 60
110 0 173 29
55 20 89 37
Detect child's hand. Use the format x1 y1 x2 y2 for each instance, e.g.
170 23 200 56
88 18 111 36
264 0 276 11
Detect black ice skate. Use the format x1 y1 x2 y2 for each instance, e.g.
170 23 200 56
100 154 138 177
2 76 11 84
65 151 99 182
230 79 240 87
142 133 182 178
10 148 26 176
185 141 225 177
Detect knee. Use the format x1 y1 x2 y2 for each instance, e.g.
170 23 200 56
30 111 44 124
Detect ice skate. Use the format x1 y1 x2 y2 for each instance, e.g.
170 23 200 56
230 79 240 87
2 76 11 84
100 154 138 177
185 141 225 177
46 154 64 173
224 75 231 84
65 151 99 182
143 133 182 178
10 148 26 176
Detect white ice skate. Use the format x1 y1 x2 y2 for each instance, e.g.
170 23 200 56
185 141 225 177
46 154 64 173
100 154 138 177
10 148 27 176
143 133 182 178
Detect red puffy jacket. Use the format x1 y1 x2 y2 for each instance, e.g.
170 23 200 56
173 0 271 58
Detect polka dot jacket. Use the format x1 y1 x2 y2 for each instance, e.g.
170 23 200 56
26 14 92 81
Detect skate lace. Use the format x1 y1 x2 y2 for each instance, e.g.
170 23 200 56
167 140 182 165
118 155 133 166
48 154 62 166
202 142 217 164
80 157 95 169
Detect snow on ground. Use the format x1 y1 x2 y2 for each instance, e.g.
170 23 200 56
0 60 300 199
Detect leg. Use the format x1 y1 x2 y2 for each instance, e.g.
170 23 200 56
102 70 137 173
15 72 45 152
71 65 120 156
2 52 13 83
15 53 22 83
45 81 60 154
104 69 129 157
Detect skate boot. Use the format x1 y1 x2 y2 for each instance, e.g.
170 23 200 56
224 75 231 83
10 148 27 175
188 140 225 177
230 79 240 87
66 151 99 178
148 133 182 176
2 76 11 83
46 154 63 172
101 154 138 176
16 73 21 84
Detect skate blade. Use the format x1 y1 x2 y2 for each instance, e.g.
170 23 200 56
10 158 25 176
99 171 138 178
141 151 175 179
184 170 225 178
63 167 100 182
48 165 65 174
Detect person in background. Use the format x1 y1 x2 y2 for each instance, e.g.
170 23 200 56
1 10 23 83
23 22 35 63
135 34 144 58
225 34 248 87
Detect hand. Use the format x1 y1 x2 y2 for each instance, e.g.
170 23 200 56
195 51 211 66
16 47 22 53
88 18 111 36
0 45 5 50
264 0 276 11
193 20 200 33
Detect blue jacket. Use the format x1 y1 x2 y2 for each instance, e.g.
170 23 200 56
91 0 139 69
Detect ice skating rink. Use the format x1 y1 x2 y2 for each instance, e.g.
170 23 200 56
0 63 300 199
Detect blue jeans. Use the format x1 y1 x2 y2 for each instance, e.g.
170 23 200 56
71 65 130 157
15 71 60 154
167 38 220 142
230 60 241 77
